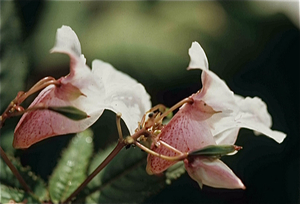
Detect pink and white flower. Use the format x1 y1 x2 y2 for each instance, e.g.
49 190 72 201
13 26 151 149
147 41 286 189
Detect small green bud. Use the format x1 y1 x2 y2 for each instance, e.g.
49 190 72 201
188 145 242 157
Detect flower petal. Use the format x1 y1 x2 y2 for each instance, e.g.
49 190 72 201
92 59 151 134
13 85 104 149
14 26 106 148
188 41 209 70
209 96 286 144
50 25 81 58
187 41 286 144
232 97 286 143
50 25 87 77
147 102 216 174
185 157 245 189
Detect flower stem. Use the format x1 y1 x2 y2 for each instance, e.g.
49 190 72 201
154 97 193 123
116 113 123 141
63 141 125 203
134 141 188 161
159 140 183 155
62 128 149 203
17 77 60 104
0 146 32 193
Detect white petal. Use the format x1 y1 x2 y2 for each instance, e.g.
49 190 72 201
214 128 240 145
50 25 81 57
239 97 272 129
212 96 286 143
92 59 151 134
187 41 209 70
185 157 245 189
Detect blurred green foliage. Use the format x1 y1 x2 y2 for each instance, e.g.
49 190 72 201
0 1 299 203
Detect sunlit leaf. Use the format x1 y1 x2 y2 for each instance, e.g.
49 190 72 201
0 184 38 204
48 129 93 203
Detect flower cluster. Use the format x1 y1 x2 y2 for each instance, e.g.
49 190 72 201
13 26 286 190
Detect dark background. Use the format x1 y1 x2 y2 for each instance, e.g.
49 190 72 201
1 1 299 203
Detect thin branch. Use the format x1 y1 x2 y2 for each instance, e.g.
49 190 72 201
0 147 32 193
63 142 125 203
154 97 193 123
63 128 150 203
116 113 123 141
159 140 183 155
134 142 188 162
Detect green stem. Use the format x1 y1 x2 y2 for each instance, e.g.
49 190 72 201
62 128 149 203
0 146 32 193
63 141 125 203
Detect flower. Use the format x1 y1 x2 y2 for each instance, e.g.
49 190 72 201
146 41 286 189
13 26 151 149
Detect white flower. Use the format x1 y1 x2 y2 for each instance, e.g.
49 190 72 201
146 41 286 189
188 41 286 145
13 26 151 148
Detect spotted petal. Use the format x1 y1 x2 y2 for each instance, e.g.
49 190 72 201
14 26 105 148
147 100 217 174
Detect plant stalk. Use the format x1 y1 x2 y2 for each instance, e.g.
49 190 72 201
63 141 125 203
0 146 32 193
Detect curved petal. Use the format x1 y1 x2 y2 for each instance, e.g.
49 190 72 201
185 157 245 189
188 41 209 71
50 25 81 59
14 26 106 148
50 25 87 78
209 96 286 144
214 128 240 145
92 59 151 134
186 41 285 144
13 85 104 149
147 103 216 174
187 42 237 113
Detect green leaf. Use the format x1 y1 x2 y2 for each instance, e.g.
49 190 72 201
48 106 89 121
188 145 240 157
0 155 49 202
0 184 38 204
84 145 166 203
48 129 94 203
165 161 186 185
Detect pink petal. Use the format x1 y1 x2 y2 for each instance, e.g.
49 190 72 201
14 26 106 148
185 157 245 189
147 101 216 174
13 85 103 149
